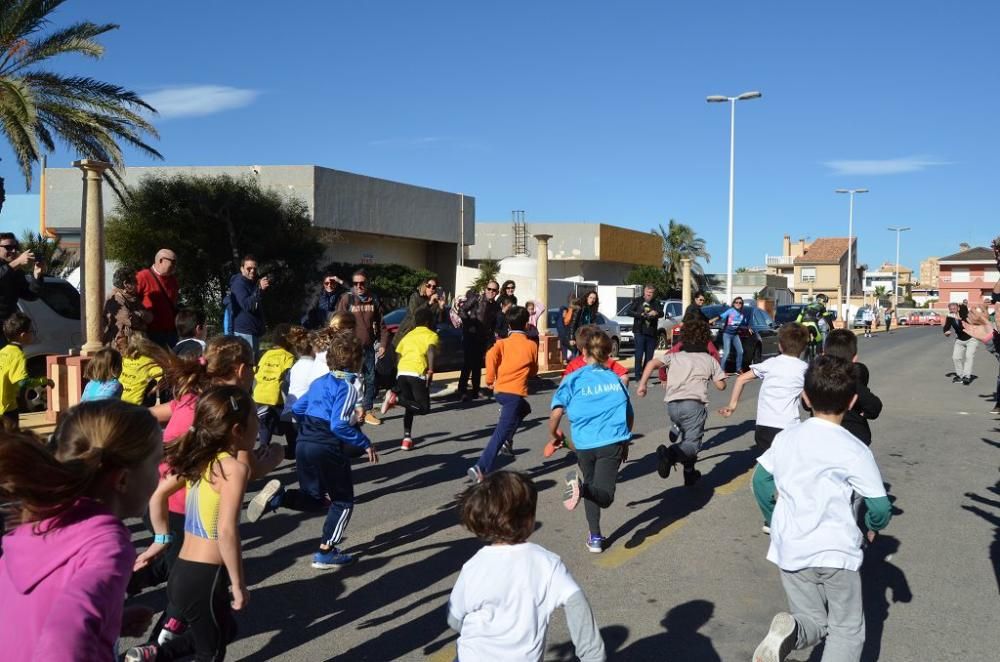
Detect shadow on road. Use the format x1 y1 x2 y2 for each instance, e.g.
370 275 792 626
860 534 912 662
962 469 1000 596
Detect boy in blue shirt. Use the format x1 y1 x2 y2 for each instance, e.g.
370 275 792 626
248 332 379 569
549 329 633 554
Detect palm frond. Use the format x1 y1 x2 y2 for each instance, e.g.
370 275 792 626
4 22 114 74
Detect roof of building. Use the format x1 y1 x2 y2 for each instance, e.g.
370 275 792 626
938 246 994 262
794 237 854 264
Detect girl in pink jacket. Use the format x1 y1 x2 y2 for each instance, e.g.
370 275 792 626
0 400 163 662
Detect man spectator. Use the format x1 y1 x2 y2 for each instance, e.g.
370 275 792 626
392 275 444 348
336 269 389 425
457 280 501 401
228 255 270 356
302 270 346 329
135 249 179 347
628 285 663 380
0 233 43 348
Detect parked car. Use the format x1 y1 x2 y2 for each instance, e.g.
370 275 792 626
671 304 780 372
851 309 869 329
547 309 622 357
382 306 464 372
613 298 683 349
907 310 942 326
17 277 83 410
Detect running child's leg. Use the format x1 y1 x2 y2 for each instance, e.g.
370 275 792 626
669 401 708 468
579 444 625 536
154 560 236 662
474 393 523 474
256 405 277 449
282 441 333 511
315 444 355 554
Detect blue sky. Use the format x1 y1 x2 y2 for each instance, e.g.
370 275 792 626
2 0 998 273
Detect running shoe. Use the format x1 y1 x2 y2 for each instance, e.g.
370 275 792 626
247 479 284 522
586 533 605 554
962 377 971 386
991 404 1000 415
656 444 675 479
312 547 355 569
364 412 382 426
400 436 414 451
751 612 797 662
761 524 771 535
499 440 515 457
952 376 963 383
156 616 187 645
380 390 398 415
124 644 159 662
668 423 681 444
683 469 702 488
563 470 582 511
467 465 484 484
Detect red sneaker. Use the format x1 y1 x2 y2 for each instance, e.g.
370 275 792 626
400 437 414 451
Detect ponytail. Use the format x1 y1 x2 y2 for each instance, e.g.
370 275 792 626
165 385 255 482
0 400 161 527
158 335 253 398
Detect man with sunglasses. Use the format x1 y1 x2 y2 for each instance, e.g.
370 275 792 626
302 270 346 329
0 233 44 348
228 254 271 356
135 248 179 347
336 269 389 425
457 280 501 401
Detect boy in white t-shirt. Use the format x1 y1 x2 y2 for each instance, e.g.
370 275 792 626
448 471 606 662
718 322 810 451
750 355 892 662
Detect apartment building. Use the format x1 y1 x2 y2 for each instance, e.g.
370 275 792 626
937 246 998 305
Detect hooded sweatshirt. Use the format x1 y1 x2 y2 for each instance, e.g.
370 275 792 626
0 499 134 662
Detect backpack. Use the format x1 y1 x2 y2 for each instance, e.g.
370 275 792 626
222 293 233 335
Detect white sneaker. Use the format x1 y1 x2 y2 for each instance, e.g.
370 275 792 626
752 612 797 662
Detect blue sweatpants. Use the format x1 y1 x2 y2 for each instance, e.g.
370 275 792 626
476 393 531 474
290 440 355 548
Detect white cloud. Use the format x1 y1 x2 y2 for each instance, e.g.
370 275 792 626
822 155 951 176
144 85 259 119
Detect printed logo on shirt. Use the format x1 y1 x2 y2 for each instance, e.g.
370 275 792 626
581 383 622 397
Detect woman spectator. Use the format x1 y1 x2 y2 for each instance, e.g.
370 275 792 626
102 267 152 349
569 290 600 355
500 280 518 305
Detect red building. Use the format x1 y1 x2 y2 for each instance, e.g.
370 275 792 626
937 246 998 306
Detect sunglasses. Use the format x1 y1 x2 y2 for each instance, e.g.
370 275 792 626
0 244 19 251
505 286 515 290
353 280 367 286
734 301 744 305
426 282 438 288
486 287 499 292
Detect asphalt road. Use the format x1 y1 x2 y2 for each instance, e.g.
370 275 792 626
125 326 1000 661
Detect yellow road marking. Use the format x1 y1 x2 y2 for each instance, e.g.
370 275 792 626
595 468 753 569
426 643 456 662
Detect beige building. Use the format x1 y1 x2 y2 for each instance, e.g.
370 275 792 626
919 257 940 288
765 235 812 290
766 235 863 312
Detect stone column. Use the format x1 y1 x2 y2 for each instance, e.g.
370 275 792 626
681 258 692 310
534 234 553 334
74 160 111 355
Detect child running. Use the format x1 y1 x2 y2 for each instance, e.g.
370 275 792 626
750 355 892 662
821 329 883 446
636 319 726 487
252 323 297 451
119 332 164 406
551 329 633 554
468 305 538 483
81 346 124 402
0 312 53 429
280 326 315 459
126 386 258 662
381 306 437 450
448 471 606 662
248 332 378 569
718 323 810 451
0 400 162 661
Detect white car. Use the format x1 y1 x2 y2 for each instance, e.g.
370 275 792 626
614 299 684 349
16 277 83 409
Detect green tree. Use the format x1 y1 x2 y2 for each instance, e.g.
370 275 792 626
19 229 75 275
323 261 436 311
105 173 324 328
471 257 500 292
624 264 671 298
0 0 162 213
655 219 711 290
873 285 888 301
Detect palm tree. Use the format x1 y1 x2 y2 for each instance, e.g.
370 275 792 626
471 257 500 292
654 219 711 291
0 0 162 213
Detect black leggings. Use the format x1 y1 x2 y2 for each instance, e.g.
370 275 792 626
158 558 236 662
395 375 431 434
576 443 626 536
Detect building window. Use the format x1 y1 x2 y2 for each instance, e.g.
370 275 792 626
949 291 968 303
801 267 816 283
985 269 999 283
951 268 970 282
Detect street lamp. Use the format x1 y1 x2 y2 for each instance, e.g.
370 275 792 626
707 90 762 304
835 188 869 320
887 226 911 308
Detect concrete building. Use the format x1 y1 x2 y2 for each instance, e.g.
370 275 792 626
937 245 999 305
465 222 662 285
919 257 940 288
790 237 863 313
765 235 812 290
42 164 474 292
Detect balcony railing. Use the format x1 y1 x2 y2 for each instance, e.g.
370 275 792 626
939 275 999 284
766 255 795 266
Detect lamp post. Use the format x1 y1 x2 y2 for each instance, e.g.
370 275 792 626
888 226 911 308
835 188 868 321
707 91 761 305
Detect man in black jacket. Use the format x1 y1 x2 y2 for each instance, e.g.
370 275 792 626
0 233 43 348
628 285 662 380
457 280 500 401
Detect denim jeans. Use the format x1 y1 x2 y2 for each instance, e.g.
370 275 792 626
634 334 657 381
362 345 377 411
476 393 530 473
720 332 743 373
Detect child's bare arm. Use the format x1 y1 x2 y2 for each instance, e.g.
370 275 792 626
217 457 250 610
636 357 664 398
719 370 756 416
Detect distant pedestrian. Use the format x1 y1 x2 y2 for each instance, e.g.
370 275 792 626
135 248 179 347
227 255 271 356
302 271 346 329
628 285 662 381
883 307 894 334
448 472 606 662
457 280 501 401
335 269 388 425
750 355 892 662
862 307 874 338
944 303 976 385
